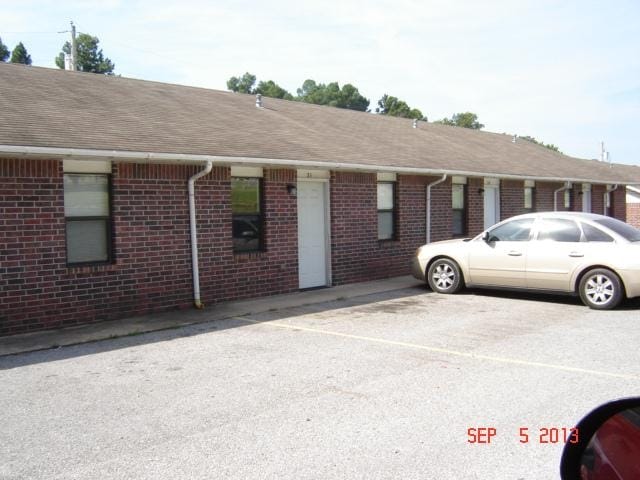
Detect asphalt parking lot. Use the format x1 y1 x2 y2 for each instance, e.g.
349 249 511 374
2 286 640 479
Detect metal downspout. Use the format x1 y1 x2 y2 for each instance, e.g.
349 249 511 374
426 174 447 243
554 182 572 211
188 161 213 308
605 184 618 215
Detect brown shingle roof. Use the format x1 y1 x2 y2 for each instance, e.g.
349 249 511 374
1 63 639 183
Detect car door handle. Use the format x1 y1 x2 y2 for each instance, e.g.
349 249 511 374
508 251 522 256
569 252 584 258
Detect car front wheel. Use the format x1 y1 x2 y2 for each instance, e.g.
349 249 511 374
578 268 623 310
427 258 463 294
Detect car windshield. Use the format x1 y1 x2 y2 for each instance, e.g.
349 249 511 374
594 218 640 242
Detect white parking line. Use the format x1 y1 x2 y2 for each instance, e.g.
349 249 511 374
235 317 640 381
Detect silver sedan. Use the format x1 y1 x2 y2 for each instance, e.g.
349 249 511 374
412 212 640 309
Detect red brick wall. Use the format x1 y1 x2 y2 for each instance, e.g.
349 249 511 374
1 157 632 336
535 182 561 212
429 178 451 242
0 160 299 336
1 159 66 335
467 178 484 235
612 187 626 222
329 172 450 285
500 180 530 218
592 185 605 215
197 167 299 302
628 203 640 228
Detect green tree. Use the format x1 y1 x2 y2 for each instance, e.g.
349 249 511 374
519 135 561 153
10 42 32 65
0 37 10 62
296 79 369 111
255 80 294 100
55 33 115 74
436 112 484 129
376 94 425 120
227 72 257 94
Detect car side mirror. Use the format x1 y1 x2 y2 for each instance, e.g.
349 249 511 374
560 397 640 479
482 232 490 243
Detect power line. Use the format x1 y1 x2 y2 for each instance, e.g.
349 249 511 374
1 31 61 34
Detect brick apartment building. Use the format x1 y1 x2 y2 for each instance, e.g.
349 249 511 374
2 63 640 336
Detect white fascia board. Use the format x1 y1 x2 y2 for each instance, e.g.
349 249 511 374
1 144 639 186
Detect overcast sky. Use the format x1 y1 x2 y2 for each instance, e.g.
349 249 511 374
2 0 639 165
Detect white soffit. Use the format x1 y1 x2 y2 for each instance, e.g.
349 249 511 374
63 159 111 173
484 177 500 187
231 166 263 178
298 169 330 179
376 172 397 181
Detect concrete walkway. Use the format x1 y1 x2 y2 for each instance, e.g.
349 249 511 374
0 276 421 357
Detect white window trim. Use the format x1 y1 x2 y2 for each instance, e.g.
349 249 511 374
63 159 111 174
231 166 263 178
452 176 467 185
377 172 397 181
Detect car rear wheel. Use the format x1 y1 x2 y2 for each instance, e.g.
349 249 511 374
427 258 463 294
578 268 623 310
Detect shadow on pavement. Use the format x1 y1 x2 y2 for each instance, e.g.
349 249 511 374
0 286 427 370
3 283 638 370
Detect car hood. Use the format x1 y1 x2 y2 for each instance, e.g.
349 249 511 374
427 238 471 247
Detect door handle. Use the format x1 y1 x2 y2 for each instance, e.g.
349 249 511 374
569 252 584 258
508 251 522 256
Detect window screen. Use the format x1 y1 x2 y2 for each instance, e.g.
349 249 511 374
452 184 466 236
377 182 396 240
64 174 111 264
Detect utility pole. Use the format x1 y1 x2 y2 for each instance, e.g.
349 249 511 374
70 21 77 71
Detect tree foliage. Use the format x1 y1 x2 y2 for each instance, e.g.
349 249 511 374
255 80 293 100
0 37 9 62
519 135 561 153
296 79 369 111
227 72 257 94
227 73 294 100
376 94 425 120
436 112 484 129
226 73 369 111
10 42 31 65
55 33 115 74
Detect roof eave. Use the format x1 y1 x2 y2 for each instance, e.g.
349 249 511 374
0 144 637 185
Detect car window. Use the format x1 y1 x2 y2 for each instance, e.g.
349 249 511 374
487 218 534 242
537 218 581 242
594 217 640 242
581 222 614 242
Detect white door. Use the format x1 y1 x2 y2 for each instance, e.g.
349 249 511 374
297 181 328 289
484 186 500 229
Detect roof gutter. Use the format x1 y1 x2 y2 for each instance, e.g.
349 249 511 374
554 182 572 211
188 161 213 309
605 184 618 216
1 145 638 186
